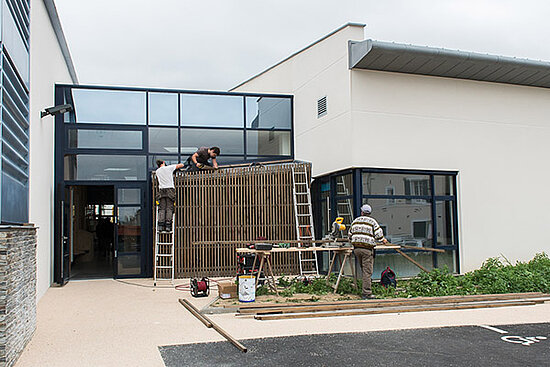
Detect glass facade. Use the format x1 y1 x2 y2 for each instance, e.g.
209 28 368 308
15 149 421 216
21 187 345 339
60 86 294 170
55 85 293 278
313 168 459 277
0 0 30 223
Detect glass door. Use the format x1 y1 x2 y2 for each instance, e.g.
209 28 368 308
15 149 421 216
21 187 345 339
114 184 147 278
57 186 72 285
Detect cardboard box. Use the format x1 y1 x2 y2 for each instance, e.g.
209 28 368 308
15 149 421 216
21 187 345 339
218 281 238 299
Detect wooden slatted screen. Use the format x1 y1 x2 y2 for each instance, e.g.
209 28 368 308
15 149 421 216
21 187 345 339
153 162 311 278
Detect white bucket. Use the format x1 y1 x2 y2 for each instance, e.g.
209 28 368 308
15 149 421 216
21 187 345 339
238 275 256 302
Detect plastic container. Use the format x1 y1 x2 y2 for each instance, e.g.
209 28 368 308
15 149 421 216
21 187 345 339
238 275 256 302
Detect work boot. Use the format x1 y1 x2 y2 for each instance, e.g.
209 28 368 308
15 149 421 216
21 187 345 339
157 222 165 232
165 222 173 232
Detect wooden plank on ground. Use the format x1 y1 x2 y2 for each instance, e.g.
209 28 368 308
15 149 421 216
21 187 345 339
235 292 547 310
179 299 247 353
253 300 540 320
240 297 550 315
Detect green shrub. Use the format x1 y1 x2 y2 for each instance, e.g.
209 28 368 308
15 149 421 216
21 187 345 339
250 253 550 299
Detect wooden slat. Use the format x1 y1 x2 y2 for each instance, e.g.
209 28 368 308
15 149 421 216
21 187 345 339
155 162 308 277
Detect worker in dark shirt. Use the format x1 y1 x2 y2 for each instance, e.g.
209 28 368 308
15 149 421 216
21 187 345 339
186 146 220 172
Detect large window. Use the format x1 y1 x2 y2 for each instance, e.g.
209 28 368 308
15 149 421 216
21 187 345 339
61 87 294 179
314 169 458 278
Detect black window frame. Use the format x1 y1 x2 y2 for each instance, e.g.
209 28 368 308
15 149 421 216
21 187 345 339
313 167 460 273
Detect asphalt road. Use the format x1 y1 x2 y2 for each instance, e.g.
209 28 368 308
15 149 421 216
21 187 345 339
159 323 549 367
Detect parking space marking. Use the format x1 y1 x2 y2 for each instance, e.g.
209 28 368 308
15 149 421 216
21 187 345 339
478 325 508 334
478 325 548 346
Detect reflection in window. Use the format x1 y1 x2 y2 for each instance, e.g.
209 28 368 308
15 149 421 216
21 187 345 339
335 174 353 196
362 173 431 196
246 131 290 156
362 198 433 248
181 94 243 127
435 175 455 196
117 189 141 205
149 93 178 125
117 254 141 275
72 89 146 124
213 156 246 165
246 97 291 129
180 128 244 155
149 128 179 154
148 155 180 169
68 129 142 150
118 206 141 252
64 155 147 181
436 201 456 246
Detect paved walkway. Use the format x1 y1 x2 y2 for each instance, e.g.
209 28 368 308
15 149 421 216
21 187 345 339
15 279 550 367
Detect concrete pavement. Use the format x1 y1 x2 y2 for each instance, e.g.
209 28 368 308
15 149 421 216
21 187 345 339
15 279 550 367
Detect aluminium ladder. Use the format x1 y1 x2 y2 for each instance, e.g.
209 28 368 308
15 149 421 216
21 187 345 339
336 176 354 231
154 207 175 286
291 165 319 276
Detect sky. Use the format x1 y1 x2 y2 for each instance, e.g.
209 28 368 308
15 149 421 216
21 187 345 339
54 0 550 91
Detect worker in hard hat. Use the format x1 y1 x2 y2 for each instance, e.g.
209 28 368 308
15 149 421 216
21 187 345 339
349 204 388 299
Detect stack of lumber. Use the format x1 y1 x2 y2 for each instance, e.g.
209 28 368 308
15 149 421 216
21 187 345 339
235 292 550 320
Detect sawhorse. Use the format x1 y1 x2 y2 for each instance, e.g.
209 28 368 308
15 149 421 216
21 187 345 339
251 250 279 295
326 247 357 293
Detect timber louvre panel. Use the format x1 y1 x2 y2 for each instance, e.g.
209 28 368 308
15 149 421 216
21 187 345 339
153 163 310 277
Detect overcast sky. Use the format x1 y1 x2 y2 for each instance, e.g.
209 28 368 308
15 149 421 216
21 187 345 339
54 0 550 91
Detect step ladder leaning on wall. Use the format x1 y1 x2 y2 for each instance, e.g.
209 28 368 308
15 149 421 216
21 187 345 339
154 205 175 286
291 164 319 276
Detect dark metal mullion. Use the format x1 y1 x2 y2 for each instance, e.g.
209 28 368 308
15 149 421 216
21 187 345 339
453 175 460 273
290 95 295 159
362 194 433 200
243 96 247 160
58 83 293 99
180 125 248 131
430 175 438 269
63 149 147 156
178 92 182 161
329 175 337 223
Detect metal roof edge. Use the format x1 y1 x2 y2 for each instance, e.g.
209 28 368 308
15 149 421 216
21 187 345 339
364 40 550 68
229 22 366 91
350 39 550 87
42 0 79 84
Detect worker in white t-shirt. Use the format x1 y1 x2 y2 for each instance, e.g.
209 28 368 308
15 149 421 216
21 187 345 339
155 160 184 232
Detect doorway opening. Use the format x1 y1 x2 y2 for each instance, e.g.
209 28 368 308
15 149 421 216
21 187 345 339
69 185 115 279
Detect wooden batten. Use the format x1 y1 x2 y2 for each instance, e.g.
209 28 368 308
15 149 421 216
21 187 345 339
153 162 308 277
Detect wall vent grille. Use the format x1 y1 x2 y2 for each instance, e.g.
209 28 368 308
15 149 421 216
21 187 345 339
317 96 327 118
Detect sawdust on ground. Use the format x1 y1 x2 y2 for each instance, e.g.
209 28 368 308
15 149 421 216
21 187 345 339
212 292 362 308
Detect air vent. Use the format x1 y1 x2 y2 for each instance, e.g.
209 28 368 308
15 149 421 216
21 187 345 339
317 96 327 118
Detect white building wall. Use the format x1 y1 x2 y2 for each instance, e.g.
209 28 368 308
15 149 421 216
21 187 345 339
233 23 550 273
29 0 73 301
350 69 550 272
232 24 364 174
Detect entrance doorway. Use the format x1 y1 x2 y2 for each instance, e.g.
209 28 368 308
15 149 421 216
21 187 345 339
69 185 115 279
56 183 148 284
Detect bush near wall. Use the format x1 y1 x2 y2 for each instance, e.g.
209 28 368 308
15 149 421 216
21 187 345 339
261 253 550 298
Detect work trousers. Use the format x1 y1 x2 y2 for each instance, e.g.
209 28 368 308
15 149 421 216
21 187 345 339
354 247 374 296
158 188 176 225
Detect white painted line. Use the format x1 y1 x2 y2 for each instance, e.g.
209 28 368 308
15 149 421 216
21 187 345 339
478 325 509 334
